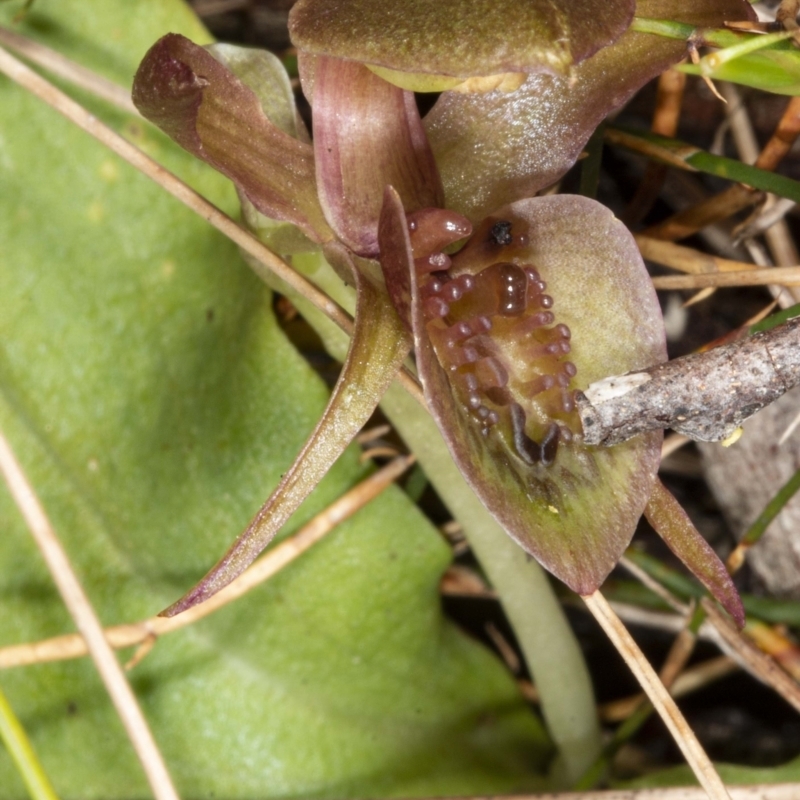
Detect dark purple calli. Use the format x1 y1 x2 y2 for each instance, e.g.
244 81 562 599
379 189 666 595
378 188 744 624
132 0 750 625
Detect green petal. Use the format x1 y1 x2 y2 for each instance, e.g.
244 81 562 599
290 0 635 78
206 43 305 138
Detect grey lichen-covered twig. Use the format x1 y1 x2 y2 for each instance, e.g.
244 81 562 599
577 316 800 446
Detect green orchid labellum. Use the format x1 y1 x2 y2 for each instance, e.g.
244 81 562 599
132 0 749 625
379 188 665 595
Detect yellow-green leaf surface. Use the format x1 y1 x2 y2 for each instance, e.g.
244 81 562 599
0 2 550 797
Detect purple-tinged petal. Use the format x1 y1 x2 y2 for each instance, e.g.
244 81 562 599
425 0 756 221
206 43 309 142
163 252 411 615
646 479 745 628
132 34 332 243
309 55 443 257
290 0 635 78
394 195 665 594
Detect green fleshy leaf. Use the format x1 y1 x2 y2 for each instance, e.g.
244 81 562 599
308 55 443 256
132 33 333 243
425 0 755 221
0 1 553 795
289 0 635 79
645 481 745 628
165 252 412 614
399 196 666 594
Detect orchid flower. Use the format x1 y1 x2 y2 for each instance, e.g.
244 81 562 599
132 0 753 624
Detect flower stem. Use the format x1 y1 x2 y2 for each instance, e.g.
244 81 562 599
267 252 603 786
380 384 602 787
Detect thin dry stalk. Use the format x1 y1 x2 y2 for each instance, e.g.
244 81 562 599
0 429 180 800
651 267 800 289
643 184 760 242
659 627 698 689
0 26 137 114
625 69 687 225
618 556 688 614
583 590 732 800
600 655 738 723
757 96 800 172
0 47 351 341
721 83 800 292
642 91 800 245
636 236 758 276
702 599 800 714
735 196 796 241
0 455 414 670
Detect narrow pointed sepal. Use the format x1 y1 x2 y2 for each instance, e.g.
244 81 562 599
132 34 332 242
646 479 745 629
163 258 411 615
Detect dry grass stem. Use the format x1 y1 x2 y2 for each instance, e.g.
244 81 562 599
359 446 401 462
355 424 392 445
641 93 800 245
439 565 495 599
636 236 758 275
757 96 800 173
643 184 760 242
0 44 353 338
659 627 698 689
651 268 800 289
484 623 521 674
721 83 759 164
600 655 738 723
618 556 688 613
0 428 180 800
735 196 796 241
583 590 732 800
722 82 800 303
702 599 800 714
624 69 687 225
0 25 138 114
0 455 414 670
